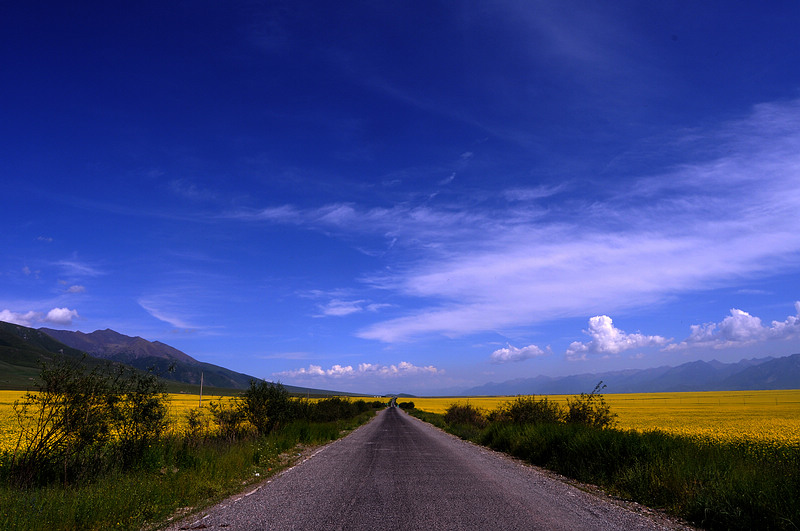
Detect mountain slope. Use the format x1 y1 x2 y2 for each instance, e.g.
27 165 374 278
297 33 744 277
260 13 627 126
35 326 364 396
39 327 260 390
0 321 111 389
40 328 197 364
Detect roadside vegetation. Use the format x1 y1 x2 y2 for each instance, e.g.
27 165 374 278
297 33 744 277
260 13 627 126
409 383 799 530
0 357 384 530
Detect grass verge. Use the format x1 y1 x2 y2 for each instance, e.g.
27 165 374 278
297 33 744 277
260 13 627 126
0 411 375 530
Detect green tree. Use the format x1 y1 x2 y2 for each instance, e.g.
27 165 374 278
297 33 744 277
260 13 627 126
241 380 292 436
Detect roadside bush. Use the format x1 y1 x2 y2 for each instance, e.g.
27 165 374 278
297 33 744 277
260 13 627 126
9 357 170 486
111 367 169 467
489 395 563 425
242 380 293 436
209 399 248 441
398 401 415 410
565 382 617 428
444 403 487 428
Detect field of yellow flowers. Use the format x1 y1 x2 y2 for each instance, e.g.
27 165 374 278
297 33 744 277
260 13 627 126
0 390 239 451
3 389 799 450
411 389 800 447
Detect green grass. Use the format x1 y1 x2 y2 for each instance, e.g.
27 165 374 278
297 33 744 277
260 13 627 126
409 409 800 530
0 411 375 530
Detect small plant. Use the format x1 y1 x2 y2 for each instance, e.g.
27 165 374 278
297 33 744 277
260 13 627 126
209 399 248 441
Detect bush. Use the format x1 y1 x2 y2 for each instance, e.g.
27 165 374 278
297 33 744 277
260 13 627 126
489 395 564 425
209 399 248 441
398 401 415 410
565 382 617 429
9 357 170 486
444 403 487 428
241 380 293 436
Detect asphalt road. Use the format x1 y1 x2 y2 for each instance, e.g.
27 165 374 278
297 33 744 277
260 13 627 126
166 407 688 530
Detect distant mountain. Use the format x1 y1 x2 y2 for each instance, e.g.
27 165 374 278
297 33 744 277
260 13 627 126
460 355 797 395
35 325 362 396
0 321 115 389
38 327 265 390
1 321 365 396
40 328 197 364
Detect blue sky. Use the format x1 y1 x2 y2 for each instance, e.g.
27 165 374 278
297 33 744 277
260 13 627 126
3 1 800 394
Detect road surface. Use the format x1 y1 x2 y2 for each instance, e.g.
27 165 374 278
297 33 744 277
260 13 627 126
166 407 688 530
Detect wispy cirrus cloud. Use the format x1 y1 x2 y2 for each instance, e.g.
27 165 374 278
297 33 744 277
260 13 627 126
234 99 800 344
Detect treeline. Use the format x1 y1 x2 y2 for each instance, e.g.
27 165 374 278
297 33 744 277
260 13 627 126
408 385 799 531
0 357 383 529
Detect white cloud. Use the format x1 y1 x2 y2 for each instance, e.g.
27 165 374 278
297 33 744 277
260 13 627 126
566 315 669 360
66 285 86 294
138 299 196 329
0 309 41 327
235 99 800 343
490 343 550 363
669 302 800 350
0 307 80 327
56 260 103 277
275 361 440 379
316 299 365 317
44 307 80 325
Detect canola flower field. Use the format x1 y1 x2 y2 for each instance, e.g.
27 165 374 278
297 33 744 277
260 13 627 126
2 389 799 451
0 390 239 451
411 389 800 447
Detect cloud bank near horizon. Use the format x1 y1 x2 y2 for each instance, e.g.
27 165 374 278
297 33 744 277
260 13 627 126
492 302 800 364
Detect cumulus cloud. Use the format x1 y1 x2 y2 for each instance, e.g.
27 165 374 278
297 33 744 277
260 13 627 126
566 315 670 360
0 309 41 327
490 343 550 363
669 302 800 350
44 307 80 325
275 361 440 379
0 307 80 327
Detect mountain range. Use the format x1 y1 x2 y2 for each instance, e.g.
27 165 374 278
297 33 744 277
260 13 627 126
4 319 799 396
461 354 800 396
0 321 357 396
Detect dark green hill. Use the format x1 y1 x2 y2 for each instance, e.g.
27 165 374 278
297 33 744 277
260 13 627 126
1 321 363 397
0 321 110 389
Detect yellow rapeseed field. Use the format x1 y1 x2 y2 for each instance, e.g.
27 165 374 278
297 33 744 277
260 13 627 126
412 389 800 447
2 389 798 450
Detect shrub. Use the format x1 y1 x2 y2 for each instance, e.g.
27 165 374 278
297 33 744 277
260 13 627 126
241 380 293 436
208 399 248 441
9 357 170 486
444 403 487 428
398 401 415 410
565 382 617 429
489 395 564 425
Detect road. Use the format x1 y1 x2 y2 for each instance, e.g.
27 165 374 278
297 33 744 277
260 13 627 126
166 407 688 530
